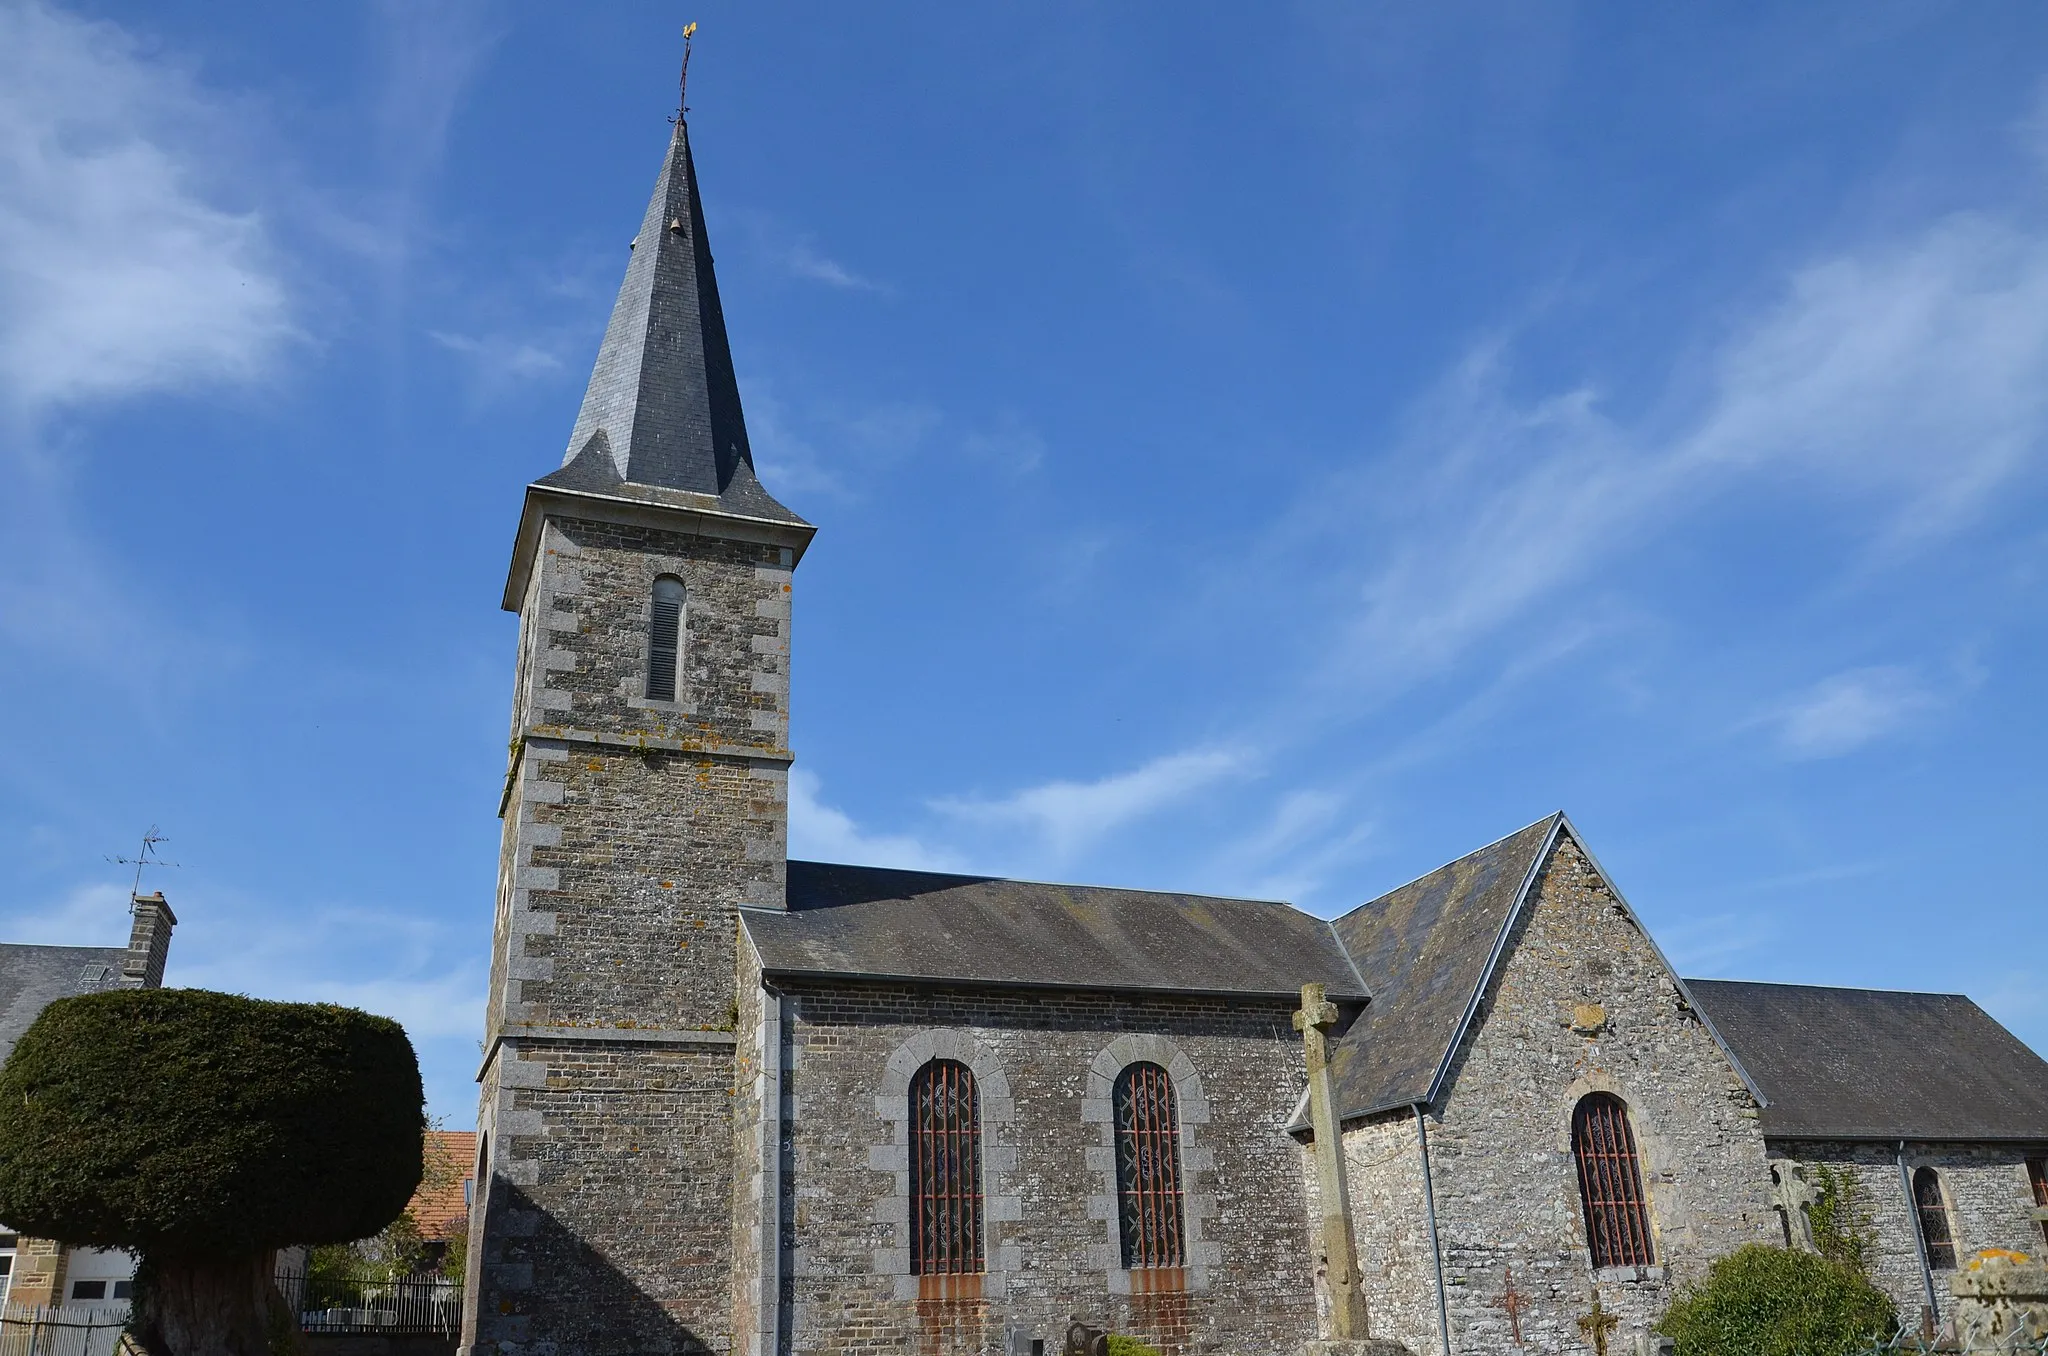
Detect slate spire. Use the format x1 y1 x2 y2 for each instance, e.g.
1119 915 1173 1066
544 106 798 523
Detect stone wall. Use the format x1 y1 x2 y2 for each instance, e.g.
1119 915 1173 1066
1771 1139 2048 1332
1331 1113 1440 1349
1356 832 1775 1356
767 981 1319 1356
466 505 798 1356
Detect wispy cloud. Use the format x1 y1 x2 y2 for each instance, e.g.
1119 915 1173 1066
0 881 132 947
1765 665 1941 758
429 327 567 399
783 239 884 292
1302 201 2048 698
0 0 294 417
787 769 960 872
935 748 1246 864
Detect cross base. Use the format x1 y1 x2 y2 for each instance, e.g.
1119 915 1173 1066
1296 1341 1416 1356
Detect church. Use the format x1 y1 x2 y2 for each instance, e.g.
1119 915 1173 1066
459 94 2048 1356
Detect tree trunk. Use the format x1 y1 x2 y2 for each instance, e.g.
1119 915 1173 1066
132 1252 297 1356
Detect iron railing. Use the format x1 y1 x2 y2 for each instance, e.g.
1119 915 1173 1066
273 1266 462 1337
0 1304 127 1356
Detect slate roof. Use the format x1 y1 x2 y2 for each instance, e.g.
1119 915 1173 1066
547 119 804 526
0 944 128 1065
1324 815 1562 1120
1686 979 2048 1142
743 862 1368 1001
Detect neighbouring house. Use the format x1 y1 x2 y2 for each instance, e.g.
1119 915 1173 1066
0 892 176 1310
411 1131 478 1274
457 78 2048 1356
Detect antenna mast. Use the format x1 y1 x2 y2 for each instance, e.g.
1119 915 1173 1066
106 825 180 908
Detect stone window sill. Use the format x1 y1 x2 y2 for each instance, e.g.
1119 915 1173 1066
1594 1264 1668 1285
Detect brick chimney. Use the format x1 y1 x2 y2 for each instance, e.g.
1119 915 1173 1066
122 892 177 989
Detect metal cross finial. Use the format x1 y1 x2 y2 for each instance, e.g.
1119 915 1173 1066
1495 1267 1526 1345
1577 1292 1619 1356
674 21 699 128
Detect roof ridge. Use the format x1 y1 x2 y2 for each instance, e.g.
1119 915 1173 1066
1687 976 1973 1001
787 858 1302 909
1334 810 1563 923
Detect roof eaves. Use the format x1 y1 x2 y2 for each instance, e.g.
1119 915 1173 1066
751 962 1354 1004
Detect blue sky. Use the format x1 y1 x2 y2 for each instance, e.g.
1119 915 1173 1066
3 1 2046 1124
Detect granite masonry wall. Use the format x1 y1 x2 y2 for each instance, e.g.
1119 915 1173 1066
1770 1139 2048 1332
764 981 1320 1356
465 507 797 1356
1344 833 1776 1356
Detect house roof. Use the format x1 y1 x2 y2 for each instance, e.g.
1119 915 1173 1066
0 944 128 1065
743 861 1368 1002
1324 815 1562 1120
408 1130 478 1241
1686 979 2048 1143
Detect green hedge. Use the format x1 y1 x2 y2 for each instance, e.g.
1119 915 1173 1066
1659 1244 1897 1356
0 989 424 1256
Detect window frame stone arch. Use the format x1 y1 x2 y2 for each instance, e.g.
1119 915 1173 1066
1084 1035 1218 1294
626 554 699 713
644 574 686 704
873 1031 1017 1300
1912 1165 1958 1271
1570 1089 1658 1270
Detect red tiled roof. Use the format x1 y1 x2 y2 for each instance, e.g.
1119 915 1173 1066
409 1131 477 1241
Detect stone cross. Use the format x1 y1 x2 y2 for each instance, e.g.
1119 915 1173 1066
1495 1267 1526 1345
1769 1161 1817 1251
1577 1293 1619 1356
1295 982 1370 1340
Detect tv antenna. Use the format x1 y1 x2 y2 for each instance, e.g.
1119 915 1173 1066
106 825 180 906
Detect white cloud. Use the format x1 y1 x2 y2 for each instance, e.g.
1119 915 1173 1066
0 0 294 416
787 769 960 872
429 328 567 402
1768 665 1940 758
935 748 1246 863
1313 201 2048 694
0 881 132 946
783 239 884 293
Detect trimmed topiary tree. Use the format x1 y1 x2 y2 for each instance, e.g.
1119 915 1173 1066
0 989 424 1356
1658 1243 1897 1356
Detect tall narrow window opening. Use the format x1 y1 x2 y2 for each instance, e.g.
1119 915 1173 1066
646 576 685 702
910 1059 983 1275
1914 1167 1956 1270
2027 1157 2048 1247
1113 1062 1186 1269
1572 1092 1655 1267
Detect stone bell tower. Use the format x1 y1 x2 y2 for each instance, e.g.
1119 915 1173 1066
462 95 813 1356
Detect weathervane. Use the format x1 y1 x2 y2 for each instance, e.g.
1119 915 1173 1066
673 21 699 127
106 825 180 907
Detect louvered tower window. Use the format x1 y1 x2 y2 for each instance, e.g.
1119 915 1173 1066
1572 1093 1655 1267
1114 1062 1186 1269
2028 1158 2048 1247
910 1059 983 1275
1914 1167 1956 1270
646 576 685 702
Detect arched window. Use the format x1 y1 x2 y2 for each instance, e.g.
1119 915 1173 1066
646 576 685 702
2028 1157 2048 1248
1114 1062 1186 1269
1572 1093 1655 1267
1914 1167 1956 1270
910 1059 982 1275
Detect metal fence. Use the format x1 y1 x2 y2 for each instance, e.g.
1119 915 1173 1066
1860 1329 2048 1354
273 1266 462 1337
0 1304 128 1356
